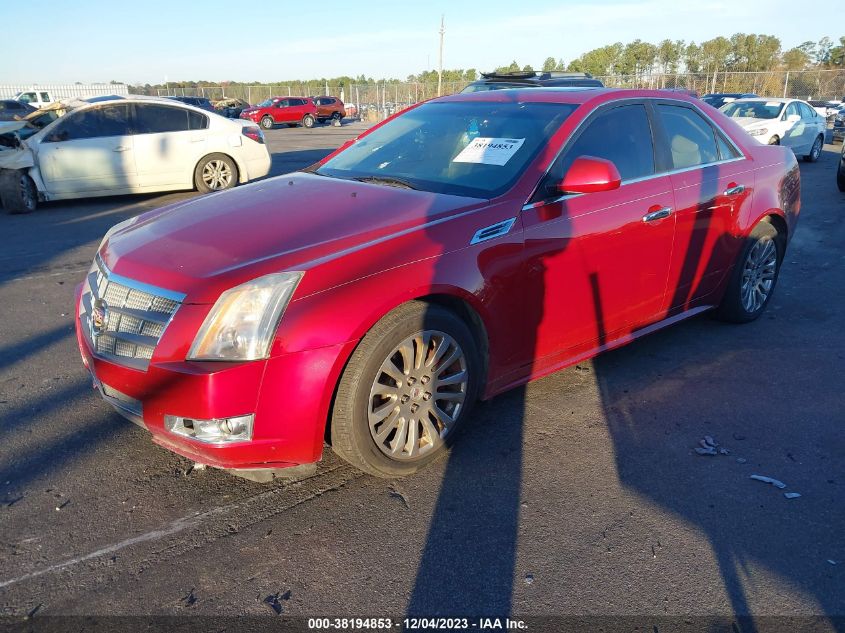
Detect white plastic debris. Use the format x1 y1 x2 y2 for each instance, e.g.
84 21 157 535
783 492 802 499
750 474 787 489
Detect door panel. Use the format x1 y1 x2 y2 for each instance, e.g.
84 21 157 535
665 161 753 311
39 137 136 193
37 104 136 194
521 175 676 363
781 102 807 152
652 102 753 312
133 103 206 188
133 132 203 187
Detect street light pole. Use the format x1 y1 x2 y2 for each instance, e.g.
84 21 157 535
437 15 445 97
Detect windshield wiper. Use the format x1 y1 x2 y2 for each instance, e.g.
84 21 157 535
352 176 418 190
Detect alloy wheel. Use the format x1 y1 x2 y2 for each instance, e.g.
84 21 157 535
201 159 233 190
367 330 468 461
811 137 822 160
741 237 777 313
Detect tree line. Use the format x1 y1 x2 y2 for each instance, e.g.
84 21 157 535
128 33 845 94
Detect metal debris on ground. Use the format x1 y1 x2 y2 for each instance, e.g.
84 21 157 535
388 484 410 509
694 436 731 457
736 458 748 464
181 588 197 607
784 492 802 499
750 475 787 489
828 560 838 566
524 574 534 585
263 590 291 615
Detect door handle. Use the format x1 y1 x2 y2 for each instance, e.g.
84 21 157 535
642 206 672 223
113 146 131 152
724 184 745 196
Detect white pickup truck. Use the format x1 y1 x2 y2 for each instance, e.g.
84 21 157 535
14 90 58 109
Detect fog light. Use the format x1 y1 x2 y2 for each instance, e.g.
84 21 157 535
164 414 254 444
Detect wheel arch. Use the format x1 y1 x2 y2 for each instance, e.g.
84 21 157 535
320 290 492 447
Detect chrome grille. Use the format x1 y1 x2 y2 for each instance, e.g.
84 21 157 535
80 255 185 370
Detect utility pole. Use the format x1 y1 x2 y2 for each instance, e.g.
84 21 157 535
437 15 445 97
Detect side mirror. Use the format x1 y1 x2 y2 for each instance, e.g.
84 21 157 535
555 156 622 195
786 114 801 123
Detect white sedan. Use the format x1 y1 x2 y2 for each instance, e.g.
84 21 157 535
718 97 826 161
0 96 271 213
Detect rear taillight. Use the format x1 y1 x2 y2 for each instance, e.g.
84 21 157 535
242 126 264 144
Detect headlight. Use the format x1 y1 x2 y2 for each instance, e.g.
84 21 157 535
748 128 768 137
188 272 303 361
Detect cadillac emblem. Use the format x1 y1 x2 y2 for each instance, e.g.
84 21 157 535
90 298 109 338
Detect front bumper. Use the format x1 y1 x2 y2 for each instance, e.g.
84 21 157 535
75 283 355 471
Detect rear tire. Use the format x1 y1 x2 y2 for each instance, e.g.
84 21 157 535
768 136 780 145
331 301 481 478
301 114 315 129
837 157 845 192
194 153 238 193
0 169 37 214
803 135 823 162
716 221 782 323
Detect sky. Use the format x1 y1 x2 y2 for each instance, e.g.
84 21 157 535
0 0 833 85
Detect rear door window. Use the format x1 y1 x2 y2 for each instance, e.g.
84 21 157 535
134 104 191 134
655 104 719 169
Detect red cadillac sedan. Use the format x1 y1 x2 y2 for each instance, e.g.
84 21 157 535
76 88 800 480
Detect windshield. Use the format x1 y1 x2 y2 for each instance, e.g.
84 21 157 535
316 101 576 198
702 95 734 108
720 100 784 120
257 99 274 108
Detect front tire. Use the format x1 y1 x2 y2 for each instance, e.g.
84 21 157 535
331 301 481 477
194 153 238 193
837 156 845 192
768 136 780 145
716 221 782 323
260 116 274 129
803 135 823 162
0 169 37 214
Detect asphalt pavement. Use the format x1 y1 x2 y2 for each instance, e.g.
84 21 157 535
0 122 843 631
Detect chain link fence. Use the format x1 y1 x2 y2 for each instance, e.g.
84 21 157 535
128 70 845 121
596 69 845 100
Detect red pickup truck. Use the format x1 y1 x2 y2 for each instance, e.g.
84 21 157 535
240 97 318 129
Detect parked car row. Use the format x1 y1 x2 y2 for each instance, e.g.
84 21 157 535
239 95 347 129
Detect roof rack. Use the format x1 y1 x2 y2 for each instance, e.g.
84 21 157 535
480 71 538 79
479 70 594 80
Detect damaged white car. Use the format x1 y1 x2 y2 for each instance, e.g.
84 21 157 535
0 96 272 213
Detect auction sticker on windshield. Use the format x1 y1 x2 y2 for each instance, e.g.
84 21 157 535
453 137 526 166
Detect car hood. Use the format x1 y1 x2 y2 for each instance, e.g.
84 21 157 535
732 117 773 129
102 173 483 303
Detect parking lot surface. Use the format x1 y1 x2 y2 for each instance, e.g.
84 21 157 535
0 124 843 626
